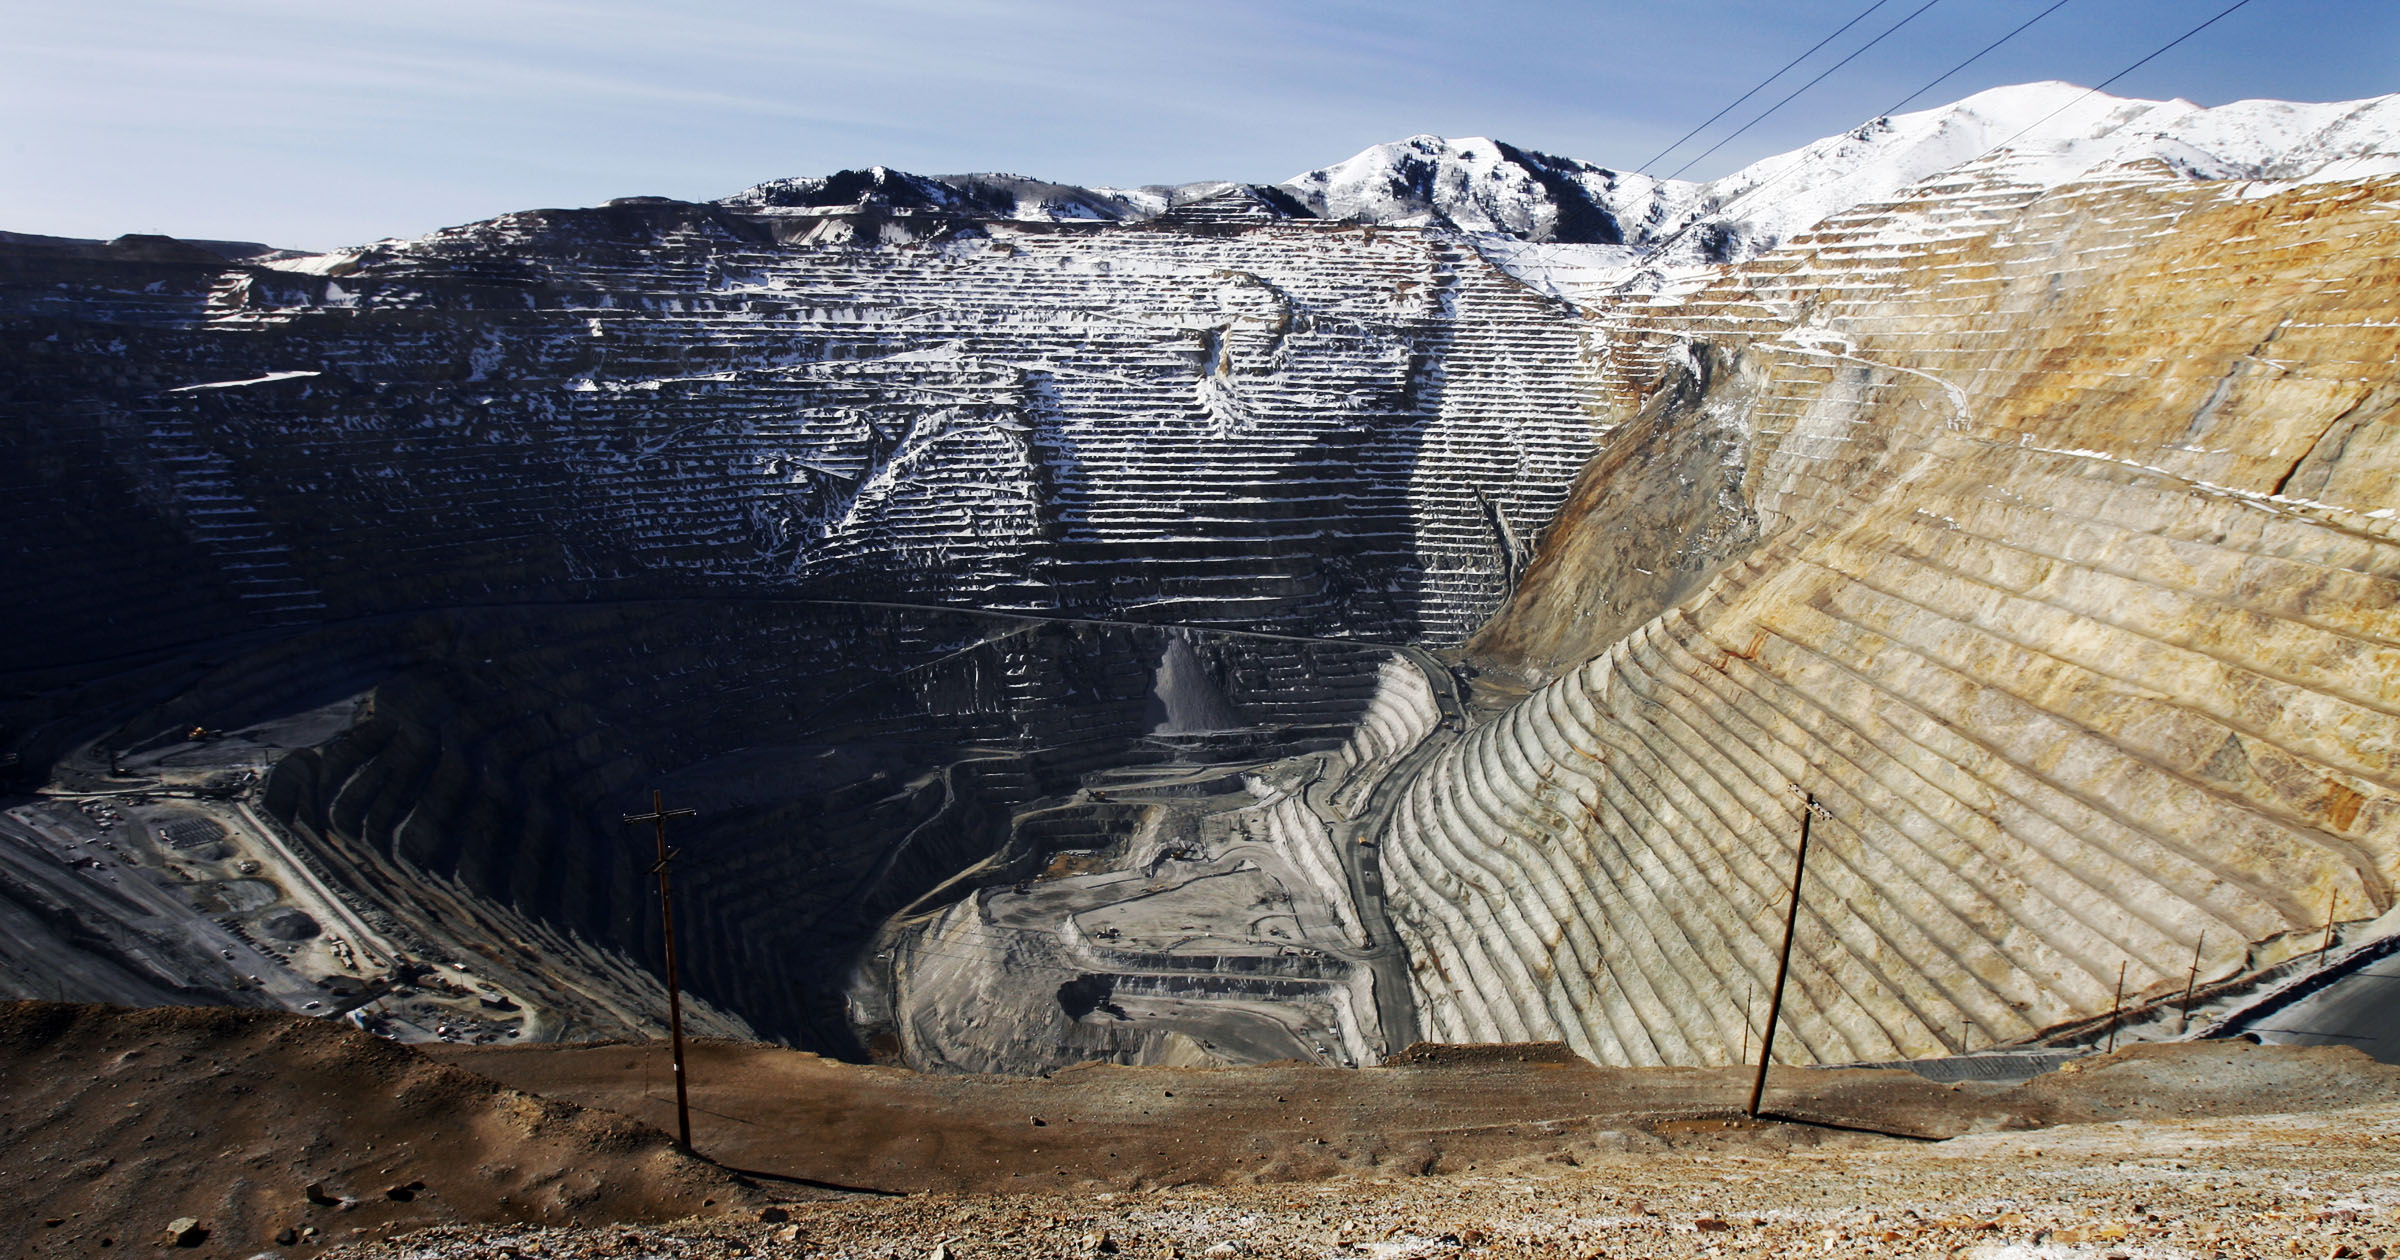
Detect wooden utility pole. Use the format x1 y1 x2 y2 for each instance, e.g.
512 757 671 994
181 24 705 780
2105 960 2127 1054
2180 932 2206 1032
1746 792 1816 1119
1740 981 1753 1064
624 789 698 1153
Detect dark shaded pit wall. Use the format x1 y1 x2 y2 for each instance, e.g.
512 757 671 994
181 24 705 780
0 206 1588 1057
5 160 2396 1069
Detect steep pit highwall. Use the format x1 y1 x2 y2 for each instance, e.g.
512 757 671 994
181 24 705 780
12 155 2397 1072
1390 164 2400 1066
1 204 1617 1055
239 604 1401 1050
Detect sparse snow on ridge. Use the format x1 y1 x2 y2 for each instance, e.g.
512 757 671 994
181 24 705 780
1468 239 1648 303
255 248 372 275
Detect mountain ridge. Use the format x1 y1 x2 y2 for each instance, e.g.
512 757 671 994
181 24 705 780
6 75 2400 1077
689 82 2400 263
26 83 2400 282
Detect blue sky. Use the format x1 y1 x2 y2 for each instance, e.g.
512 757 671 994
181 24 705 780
6 0 2395 251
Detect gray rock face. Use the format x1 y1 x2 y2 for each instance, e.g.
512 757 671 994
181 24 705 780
1277 135 1684 245
4 198 1598 672
10 87 2399 1069
0 193 1601 1050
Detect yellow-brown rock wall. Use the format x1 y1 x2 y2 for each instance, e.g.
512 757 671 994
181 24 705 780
1398 169 2400 1065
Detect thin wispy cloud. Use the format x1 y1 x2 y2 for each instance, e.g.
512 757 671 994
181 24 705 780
4 0 2392 249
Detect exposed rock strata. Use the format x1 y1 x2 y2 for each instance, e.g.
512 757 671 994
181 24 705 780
2 204 1608 672
1391 162 2400 1065
1 199 1607 1050
8 93 2399 1071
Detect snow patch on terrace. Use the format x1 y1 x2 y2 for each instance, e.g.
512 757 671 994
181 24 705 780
168 370 323 392
253 249 377 275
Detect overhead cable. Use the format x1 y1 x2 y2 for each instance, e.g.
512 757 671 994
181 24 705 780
1662 0 1950 181
1636 0 1901 174
1877 0 2081 117
1613 0 2270 295
1970 0 2265 158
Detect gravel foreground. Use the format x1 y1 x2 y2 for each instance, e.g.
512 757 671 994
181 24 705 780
336 1103 2400 1260
15 1006 2397 1258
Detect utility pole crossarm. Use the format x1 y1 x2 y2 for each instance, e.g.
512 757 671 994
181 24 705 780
624 789 697 1154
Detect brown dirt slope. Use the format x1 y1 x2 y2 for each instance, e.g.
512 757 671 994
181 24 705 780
346 1099 2400 1260
429 1034 2400 1195
12 1002 2398 1258
0 1002 755 1257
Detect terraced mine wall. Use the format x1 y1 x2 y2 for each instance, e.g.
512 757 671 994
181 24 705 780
1 202 1610 1048
2 201 1610 677
13 160 2397 1070
207 604 1392 1047
1393 163 2400 1066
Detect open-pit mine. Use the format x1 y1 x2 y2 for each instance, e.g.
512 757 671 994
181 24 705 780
6 82 2400 1107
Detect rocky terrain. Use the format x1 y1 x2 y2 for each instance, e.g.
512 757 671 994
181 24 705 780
0 1002 752 1258
4 81 2400 1083
1392 111 2400 1072
9 1001 2400 1258
352 1114 2400 1260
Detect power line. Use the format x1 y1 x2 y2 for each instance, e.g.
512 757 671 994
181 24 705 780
861 756 2113 1004
1388 0 2299 1055
2085 0 2264 98
1611 0 2274 294
1637 0 1901 174
865 837 1991 1067
883 2 2288 1069
850 642 2230 990
1663 0 1950 181
1925 0 2266 182
1878 0 2080 118
835 788 1803 968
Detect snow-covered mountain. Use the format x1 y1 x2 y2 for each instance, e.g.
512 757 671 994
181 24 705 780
1262 82 2400 296
718 165 1312 227
11 77 2400 1070
705 82 2400 294
1274 134 1690 245
1645 81 2400 267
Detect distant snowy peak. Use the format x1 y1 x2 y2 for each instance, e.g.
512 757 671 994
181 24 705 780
1661 82 2400 265
703 82 2400 262
719 165 1138 221
1278 135 1695 245
717 166 1313 227
1269 85 2400 277
1934 80 2400 181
